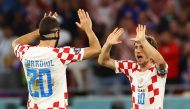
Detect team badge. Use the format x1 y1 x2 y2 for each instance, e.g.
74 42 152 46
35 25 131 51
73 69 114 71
74 48 81 54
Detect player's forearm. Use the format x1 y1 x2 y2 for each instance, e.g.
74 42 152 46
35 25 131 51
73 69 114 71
13 29 39 47
98 42 112 65
141 39 166 68
85 28 101 53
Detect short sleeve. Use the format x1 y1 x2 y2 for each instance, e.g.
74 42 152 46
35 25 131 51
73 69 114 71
14 44 30 61
114 60 137 77
53 46 84 64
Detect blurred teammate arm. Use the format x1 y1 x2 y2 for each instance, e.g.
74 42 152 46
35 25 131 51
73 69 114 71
136 24 167 71
76 9 101 60
98 28 124 70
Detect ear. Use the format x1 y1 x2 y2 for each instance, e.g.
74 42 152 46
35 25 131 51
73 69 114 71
55 31 59 37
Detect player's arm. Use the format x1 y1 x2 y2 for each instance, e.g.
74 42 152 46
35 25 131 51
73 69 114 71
12 12 58 49
98 28 124 70
76 9 101 60
12 29 39 48
136 24 167 70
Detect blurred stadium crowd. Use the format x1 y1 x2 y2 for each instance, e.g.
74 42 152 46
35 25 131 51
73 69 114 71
0 0 190 107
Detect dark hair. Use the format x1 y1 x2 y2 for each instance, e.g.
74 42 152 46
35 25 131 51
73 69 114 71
145 35 158 49
39 17 60 35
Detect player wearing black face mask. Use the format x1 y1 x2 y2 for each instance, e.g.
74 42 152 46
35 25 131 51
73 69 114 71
12 10 101 109
39 15 60 47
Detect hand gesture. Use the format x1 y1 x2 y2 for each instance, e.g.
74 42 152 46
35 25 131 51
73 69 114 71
44 12 58 19
76 9 92 31
106 28 124 45
135 24 146 42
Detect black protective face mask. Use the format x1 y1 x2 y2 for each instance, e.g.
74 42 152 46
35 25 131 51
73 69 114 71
40 30 60 47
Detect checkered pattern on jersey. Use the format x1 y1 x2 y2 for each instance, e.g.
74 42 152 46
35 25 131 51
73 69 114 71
53 46 84 64
131 67 159 109
115 60 139 76
115 60 139 93
27 92 68 109
115 60 167 109
14 44 30 61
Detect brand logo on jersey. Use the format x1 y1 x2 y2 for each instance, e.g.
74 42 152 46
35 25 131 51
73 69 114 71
74 48 81 54
138 86 145 92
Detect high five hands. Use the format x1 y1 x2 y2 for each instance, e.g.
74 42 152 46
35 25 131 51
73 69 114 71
106 28 124 45
76 9 92 31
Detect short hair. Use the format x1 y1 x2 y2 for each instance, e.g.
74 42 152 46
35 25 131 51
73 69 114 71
39 17 60 35
145 35 158 49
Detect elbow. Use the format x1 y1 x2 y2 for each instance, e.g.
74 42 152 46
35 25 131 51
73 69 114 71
12 40 17 48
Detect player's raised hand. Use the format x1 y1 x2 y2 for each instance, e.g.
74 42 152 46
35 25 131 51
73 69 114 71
44 12 58 19
135 24 146 42
75 9 92 31
106 28 124 45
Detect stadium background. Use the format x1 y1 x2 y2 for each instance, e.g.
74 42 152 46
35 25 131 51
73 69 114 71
0 0 190 109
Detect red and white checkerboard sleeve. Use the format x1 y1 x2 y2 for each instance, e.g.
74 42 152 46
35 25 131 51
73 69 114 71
53 47 85 64
114 60 136 76
14 44 30 61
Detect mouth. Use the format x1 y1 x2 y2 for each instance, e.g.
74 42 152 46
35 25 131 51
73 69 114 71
136 55 143 62
137 55 143 59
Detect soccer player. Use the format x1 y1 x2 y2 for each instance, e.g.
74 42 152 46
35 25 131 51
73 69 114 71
98 25 168 109
12 9 101 109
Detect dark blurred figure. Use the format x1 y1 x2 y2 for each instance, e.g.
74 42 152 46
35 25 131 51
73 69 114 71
158 31 181 84
53 0 79 39
111 100 125 109
0 25 20 89
6 103 18 109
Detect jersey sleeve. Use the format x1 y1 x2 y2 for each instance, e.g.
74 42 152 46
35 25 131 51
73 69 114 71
14 44 30 61
114 60 137 77
53 46 84 64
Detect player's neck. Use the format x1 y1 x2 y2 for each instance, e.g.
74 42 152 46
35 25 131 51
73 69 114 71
139 61 153 72
38 40 56 47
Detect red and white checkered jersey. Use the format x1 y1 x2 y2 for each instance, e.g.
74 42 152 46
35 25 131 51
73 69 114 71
115 60 168 109
14 44 84 109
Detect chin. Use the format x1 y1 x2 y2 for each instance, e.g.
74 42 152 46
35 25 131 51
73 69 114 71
138 61 147 66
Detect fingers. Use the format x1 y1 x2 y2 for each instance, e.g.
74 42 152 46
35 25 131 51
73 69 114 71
44 12 58 18
111 27 124 40
53 12 58 18
81 9 86 19
75 22 81 28
112 28 124 36
48 12 52 16
112 28 118 33
115 28 124 38
86 11 91 22
44 13 47 17
137 24 146 31
77 9 89 20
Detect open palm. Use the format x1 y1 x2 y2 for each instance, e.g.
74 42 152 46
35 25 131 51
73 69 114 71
76 9 92 31
136 24 146 41
106 28 124 45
